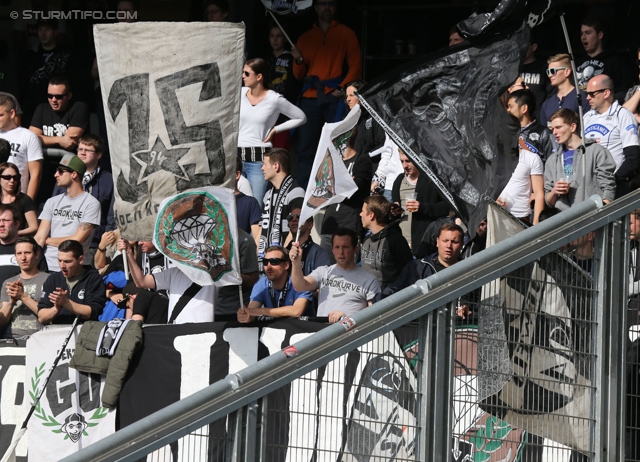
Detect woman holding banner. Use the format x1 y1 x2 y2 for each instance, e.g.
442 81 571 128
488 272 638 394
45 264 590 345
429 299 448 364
238 58 307 204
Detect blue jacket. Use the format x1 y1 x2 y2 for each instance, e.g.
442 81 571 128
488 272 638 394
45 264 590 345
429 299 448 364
53 168 116 247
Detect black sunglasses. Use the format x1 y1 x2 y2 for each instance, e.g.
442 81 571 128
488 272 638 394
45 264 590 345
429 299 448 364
286 213 301 221
585 89 608 98
56 167 72 175
116 294 131 308
47 93 68 100
263 257 286 266
0 174 18 181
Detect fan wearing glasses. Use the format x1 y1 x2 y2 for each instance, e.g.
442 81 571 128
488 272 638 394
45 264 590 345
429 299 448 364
29 75 89 152
583 74 639 197
0 162 39 236
34 154 101 272
238 58 306 205
539 53 590 127
237 246 312 323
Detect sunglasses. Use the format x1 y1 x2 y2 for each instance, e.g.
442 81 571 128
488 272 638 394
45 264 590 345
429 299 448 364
286 213 301 221
0 174 18 181
56 167 72 175
47 93 68 100
263 257 286 266
585 89 608 98
243 71 254 77
545 67 568 76
116 294 131 308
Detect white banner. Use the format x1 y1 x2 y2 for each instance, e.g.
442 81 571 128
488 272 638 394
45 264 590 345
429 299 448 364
26 327 115 460
95 22 245 241
299 106 360 224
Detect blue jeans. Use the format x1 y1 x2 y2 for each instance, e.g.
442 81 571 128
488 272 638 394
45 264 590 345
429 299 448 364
242 161 267 205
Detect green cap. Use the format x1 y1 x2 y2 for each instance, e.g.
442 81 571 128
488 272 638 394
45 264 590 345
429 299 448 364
59 154 87 176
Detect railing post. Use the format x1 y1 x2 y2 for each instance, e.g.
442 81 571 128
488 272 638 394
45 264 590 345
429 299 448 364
416 311 434 461
244 401 259 462
225 410 242 462
593 218 629 460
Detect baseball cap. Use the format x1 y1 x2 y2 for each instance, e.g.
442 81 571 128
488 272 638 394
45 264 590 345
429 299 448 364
59 154 87 176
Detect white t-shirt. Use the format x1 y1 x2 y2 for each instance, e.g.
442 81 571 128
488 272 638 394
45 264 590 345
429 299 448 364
0 127 44 194
238 88 306 148
500 149 543 218
237 175 254 197
309 264 380 317
154 267 217 323
583 101 639 171
39 192 102 271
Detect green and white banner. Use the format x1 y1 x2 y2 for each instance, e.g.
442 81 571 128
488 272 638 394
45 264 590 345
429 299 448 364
26 327 115 460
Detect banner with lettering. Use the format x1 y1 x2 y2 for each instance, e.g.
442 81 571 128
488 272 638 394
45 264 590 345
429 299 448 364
94 22 245 241
118 320 418 461
26 327 116 461
0 341 28 462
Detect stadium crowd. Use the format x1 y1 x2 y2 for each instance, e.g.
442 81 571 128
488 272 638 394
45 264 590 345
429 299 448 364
1 0 640 338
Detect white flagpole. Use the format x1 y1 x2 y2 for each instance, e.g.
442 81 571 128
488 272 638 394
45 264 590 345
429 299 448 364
239 285 245 313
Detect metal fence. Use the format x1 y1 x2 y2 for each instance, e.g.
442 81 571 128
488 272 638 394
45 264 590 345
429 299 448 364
63 192 640 462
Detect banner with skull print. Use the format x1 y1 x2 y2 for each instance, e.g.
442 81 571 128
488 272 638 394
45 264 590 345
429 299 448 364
26 327 115 460
94 22 245 242
153 186 241 287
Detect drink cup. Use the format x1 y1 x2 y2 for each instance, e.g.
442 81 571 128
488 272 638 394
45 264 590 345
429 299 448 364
405 192 418 212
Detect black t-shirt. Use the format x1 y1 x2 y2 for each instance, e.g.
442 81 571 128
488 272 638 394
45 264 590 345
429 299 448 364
2 193 36 232
521 57 552 120
30 100 89 138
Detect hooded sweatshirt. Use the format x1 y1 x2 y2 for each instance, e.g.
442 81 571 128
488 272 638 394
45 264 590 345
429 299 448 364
360 220 413 289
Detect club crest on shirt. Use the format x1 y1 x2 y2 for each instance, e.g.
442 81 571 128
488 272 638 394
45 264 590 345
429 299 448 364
585 124 610 137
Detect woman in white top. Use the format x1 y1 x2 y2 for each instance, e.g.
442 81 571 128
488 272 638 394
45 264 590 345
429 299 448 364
239 58 306 204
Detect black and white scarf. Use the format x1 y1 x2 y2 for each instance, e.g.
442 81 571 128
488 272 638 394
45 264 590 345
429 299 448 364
261 175 294 251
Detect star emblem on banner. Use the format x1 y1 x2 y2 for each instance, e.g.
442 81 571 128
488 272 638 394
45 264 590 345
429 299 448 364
134 136 190 182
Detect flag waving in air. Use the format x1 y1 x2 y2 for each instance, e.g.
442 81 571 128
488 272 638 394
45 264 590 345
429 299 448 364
153 187 241 287
298 106 360 225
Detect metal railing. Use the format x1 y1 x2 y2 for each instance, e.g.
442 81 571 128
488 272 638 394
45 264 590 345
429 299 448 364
63 191 640 462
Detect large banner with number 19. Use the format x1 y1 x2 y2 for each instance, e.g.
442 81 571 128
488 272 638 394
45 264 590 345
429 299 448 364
94 22 245 241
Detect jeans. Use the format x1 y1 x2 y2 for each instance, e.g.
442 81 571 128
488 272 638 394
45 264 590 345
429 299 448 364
294 95 343 189
242 161 267 205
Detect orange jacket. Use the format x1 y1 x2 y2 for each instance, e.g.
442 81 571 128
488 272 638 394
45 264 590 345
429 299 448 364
293 20 362 99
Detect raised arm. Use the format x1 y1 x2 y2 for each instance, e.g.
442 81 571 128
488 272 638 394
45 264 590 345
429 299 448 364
289 242 319 292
